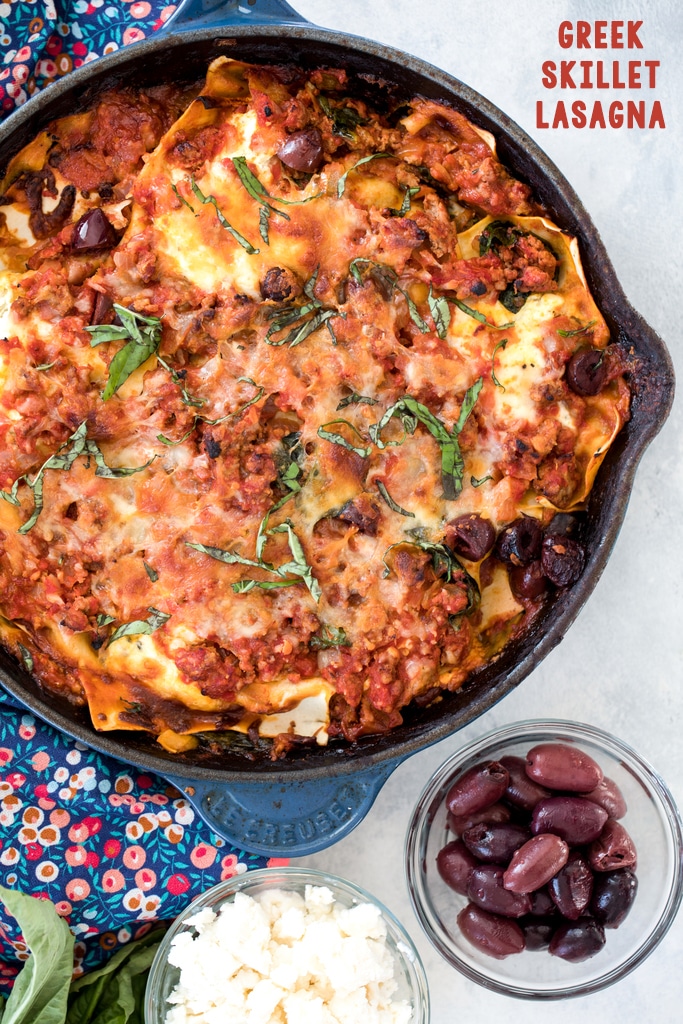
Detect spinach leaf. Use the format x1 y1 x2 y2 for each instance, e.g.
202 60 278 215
107 608 171 647
0 885 74 1024
319 96 367 139
66 928 163 1024
498 284 527 314
86 305 162 401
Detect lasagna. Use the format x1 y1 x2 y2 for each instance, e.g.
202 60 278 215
0 58 630 757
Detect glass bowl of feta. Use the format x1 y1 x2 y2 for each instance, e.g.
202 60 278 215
145 866 430 1023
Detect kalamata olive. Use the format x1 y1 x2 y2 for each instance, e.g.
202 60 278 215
436 840 479 895
521 917 556 951
503 834 569 893
566 348 608 396
467 866 532 918
589 818 637 871
445 514 495 562
548 852 594 920
462 822 531 864
549 917 606 962
584 777 627 819
260 266 301 302
529 886 557 917
590 868 638 928
508 560 548 600
90 290 113 326
546 512 577 536
525 742 603 792
277 128 324 172
457 904 525 959
530 796 608 845
447 802 511 836
500 755 551 811
445 761 509 818
71 208 118 252
541 534 586 588
495 517 543 566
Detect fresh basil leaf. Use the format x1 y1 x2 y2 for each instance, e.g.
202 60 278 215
557 319 597 337
232 578 300 594
450 296 514 331
0 885 74 1024
34 361 56 371
259 205 270 244
107 607 170 647
310 624 351 649
471 474 493 487
428 287 451 340
337 153 391 198
143 561 158 583
348 258 397 295
189 177 259 254
317 420 372 458
278 308 339 348
376 480 415 518
156 356 205 408
157 377 264 445
453 377 484 435
403 291 429 332
491 338 508 390
97 613 116 627
232 157 290 235
17 643 33 674
336 393 378 410
101 337 157 401
86 305 163 401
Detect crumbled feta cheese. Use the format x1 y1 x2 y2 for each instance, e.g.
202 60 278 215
164 885 413 1024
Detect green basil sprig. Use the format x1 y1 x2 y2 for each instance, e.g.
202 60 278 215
107 607 171 647
86 304 162 401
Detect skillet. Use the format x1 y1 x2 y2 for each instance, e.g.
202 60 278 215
0 0 674 856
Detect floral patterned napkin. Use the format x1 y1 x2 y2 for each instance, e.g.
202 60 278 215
0 0 176 119
0 688 280 988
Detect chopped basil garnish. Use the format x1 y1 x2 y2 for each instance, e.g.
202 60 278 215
265 270 343 348
187 512 320 602
317 420 372 458
389 186 420 217
107 607 171 647
189 177 259 254
97 613 116 627
232 157 321 243
478 220 525 256
376 480 415 518
491 338 508 390
428 287 451 340
86 304 162 401
157 377 264 445
451 296 514 331
348 258 428 333
143 561 159 582
170 181 197 214
17 643 33 674
558 319 597 337
34 361 56 372
471 474 493 487
370 381 483 500
310 624 351 649
1 422 153 533
337 153 391 198
319 96 366 139
336 393 379 410
382 539 480 614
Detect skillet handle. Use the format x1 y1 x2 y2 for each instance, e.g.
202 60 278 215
164 0 309 32
164 760 400 857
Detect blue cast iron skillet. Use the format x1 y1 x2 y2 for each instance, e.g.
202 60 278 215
0 0 674 856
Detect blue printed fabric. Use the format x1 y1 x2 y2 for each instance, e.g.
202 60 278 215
0 0 176 120
0 688 280 989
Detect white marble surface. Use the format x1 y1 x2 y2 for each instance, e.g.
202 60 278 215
286 1 683 1021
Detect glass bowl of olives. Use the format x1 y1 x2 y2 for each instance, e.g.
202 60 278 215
405 720 683 999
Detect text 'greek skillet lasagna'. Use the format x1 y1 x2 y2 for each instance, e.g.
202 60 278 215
0 59 630 758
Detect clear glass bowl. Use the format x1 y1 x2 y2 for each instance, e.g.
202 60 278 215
405 720 683 999
145 866 430 1023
